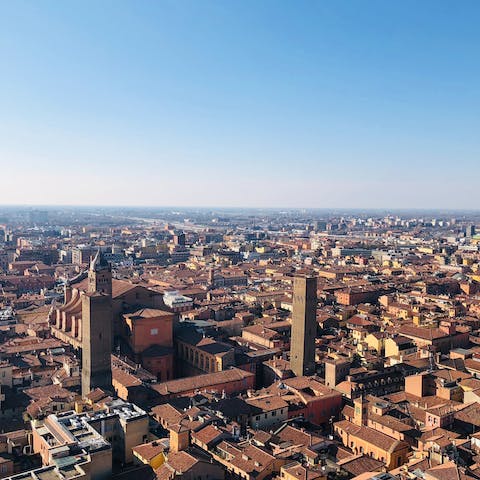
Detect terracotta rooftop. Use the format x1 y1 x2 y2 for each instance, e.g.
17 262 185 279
246 395 288 412
191 424 224 446
133 440 168 461
335 420 409 453
151 368 254 396
112 365 143 388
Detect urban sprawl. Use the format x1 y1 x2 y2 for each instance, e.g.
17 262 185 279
1 207 480 480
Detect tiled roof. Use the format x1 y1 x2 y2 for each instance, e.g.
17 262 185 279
151 368 254 396
133 440 167 461
338 454 384 476
191 424 223 446
335 420 408 453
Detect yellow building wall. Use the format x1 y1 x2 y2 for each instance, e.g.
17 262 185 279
384 338 400 358
365 334 383 353
150 452 165 469
334 425 408 470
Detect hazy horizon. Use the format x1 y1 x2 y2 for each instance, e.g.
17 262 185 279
1 204 480 215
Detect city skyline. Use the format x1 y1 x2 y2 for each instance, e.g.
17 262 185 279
1 1 479 208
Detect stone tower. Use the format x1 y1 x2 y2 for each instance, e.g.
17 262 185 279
208 267 215 288
81 251 113 396
353 395 368 426
169 424 190 453
325 357 351 388
290 275 317 377
88 250 112 295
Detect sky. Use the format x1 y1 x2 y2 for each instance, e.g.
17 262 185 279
0 1 479 209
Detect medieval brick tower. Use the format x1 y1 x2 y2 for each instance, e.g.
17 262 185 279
81 251 113 396
290 274 317 377
87 250 112 295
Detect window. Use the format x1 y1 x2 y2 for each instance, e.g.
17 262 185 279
151 328 158 335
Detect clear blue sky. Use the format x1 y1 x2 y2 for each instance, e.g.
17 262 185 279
0 1 479 208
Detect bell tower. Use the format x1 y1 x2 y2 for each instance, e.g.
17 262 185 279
353 395 368 426
88 250 112 295
82 250 113 396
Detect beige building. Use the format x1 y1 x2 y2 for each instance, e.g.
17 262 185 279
334 396 410 470
365 332 386 355
176 334 235 376
29 398 148 480
32 412 112 480
85 399 149 464
246 395 289 430
334 419 409 470
384 336 417 358
241 324 284 349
